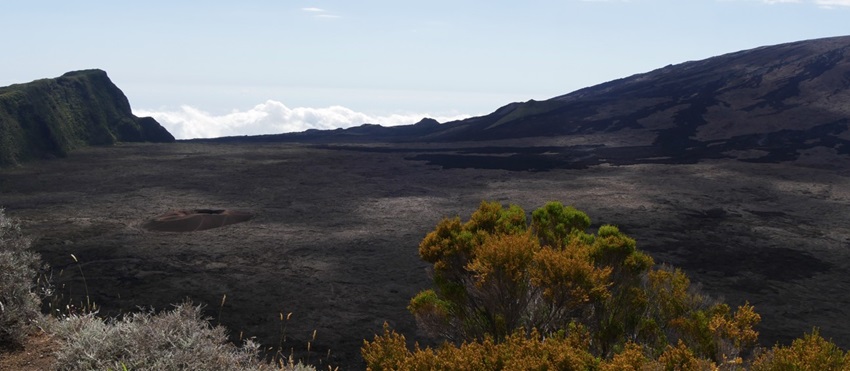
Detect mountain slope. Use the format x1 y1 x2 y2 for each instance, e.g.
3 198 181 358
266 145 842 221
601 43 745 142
0 69 174 166
432 36 850 155
218 36 850 167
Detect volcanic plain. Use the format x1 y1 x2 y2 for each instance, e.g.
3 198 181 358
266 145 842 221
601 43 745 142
1 140 849 368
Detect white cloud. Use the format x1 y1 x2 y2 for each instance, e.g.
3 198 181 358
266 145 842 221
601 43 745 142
135 101 472 140
301 6 340 18
814 0 850 7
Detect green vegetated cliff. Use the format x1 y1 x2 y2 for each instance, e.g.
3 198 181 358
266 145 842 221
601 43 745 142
0 69 174 166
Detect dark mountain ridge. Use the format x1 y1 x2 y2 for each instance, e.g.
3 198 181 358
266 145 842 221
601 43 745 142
204 36 850 169
0 69 174 166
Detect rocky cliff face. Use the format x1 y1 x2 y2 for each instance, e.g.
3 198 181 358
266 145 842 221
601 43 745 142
0 69 174 166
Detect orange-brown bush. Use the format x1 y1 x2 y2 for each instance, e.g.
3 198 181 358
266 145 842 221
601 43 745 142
750 329 847 371
384 201 765 369
362 323 597 371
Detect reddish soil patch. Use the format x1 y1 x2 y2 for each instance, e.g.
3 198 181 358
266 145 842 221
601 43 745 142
143 209 253 232
0 331 58 370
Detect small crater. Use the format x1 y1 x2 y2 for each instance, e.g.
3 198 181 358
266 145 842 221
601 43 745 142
195 209 226 214
143 209 253 232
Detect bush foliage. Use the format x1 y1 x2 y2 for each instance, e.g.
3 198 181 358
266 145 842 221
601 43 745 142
364 201 849 370
407 201 758 359
0 208 44 348
751 329 848 371
49 302 315 371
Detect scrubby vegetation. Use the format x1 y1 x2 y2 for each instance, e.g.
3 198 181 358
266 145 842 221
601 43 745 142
751 329 848 371
0 208 44 348
0 209 315 370
47 302 312 371
363 201 850 370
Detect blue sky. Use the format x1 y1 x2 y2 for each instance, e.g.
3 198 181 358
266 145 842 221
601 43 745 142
2 1 849 139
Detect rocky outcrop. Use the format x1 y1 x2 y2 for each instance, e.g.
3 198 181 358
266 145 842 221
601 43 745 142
0 69 174 166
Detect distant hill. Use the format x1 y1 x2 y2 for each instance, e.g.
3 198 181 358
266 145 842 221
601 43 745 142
0 69 174 166
207 36 850 167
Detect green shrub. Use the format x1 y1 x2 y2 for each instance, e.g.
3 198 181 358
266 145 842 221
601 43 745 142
0 208 44 348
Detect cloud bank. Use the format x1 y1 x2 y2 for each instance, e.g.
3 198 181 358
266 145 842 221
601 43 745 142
135 101 473 140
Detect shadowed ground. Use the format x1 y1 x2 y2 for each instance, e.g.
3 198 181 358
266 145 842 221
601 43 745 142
1 141 848 369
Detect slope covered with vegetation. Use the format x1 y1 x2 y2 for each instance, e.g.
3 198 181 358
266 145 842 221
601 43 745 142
0 69 174 166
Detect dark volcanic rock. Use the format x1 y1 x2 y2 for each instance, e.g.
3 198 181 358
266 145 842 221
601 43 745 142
0 69 174 166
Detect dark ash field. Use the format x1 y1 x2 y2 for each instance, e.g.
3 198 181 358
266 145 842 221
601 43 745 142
2 141 849 368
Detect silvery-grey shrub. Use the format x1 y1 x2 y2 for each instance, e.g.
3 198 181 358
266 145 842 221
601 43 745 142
0 208 43 348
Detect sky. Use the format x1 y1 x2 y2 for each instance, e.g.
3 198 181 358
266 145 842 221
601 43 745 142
2 1 849 139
